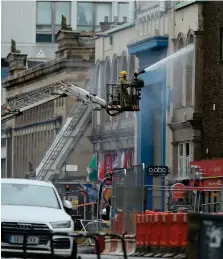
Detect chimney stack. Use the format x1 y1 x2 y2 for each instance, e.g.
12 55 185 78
7 53 27 76
114 16 118 25
55 28 95 60
6 39 27 76
123 16 127 23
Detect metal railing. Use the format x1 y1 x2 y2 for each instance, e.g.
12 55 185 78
201 202 221 213
111 164 144 234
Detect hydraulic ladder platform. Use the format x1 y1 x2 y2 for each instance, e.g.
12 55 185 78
35 81 93 181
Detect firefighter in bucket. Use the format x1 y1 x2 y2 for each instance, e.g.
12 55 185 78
116 70 145 106
117 70 131 105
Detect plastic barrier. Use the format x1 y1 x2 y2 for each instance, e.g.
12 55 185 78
145 210 154 248
102 235 136 256
160 212 169 248
101 238 121 255
150 213 161 248
168 213 181 248
134 211 189 257
117 235 136 256
136 214 144 247
101 236 112 254
179 213 188 248
126 235 136 255
135 214 140 247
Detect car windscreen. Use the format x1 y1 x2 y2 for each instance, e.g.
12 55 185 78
1 183 61 209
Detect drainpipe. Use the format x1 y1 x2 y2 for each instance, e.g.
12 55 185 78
128 0 135 23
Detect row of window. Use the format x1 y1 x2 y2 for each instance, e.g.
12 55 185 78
36 1 129 43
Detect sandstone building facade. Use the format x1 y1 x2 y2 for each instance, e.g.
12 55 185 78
3 29 95 179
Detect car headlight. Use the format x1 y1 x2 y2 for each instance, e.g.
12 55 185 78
50 221 72 229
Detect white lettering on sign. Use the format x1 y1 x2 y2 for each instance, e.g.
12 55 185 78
148 167 167 173
207 180 221 186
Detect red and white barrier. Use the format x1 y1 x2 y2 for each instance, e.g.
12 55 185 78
102 235 136 256
117 235 136 256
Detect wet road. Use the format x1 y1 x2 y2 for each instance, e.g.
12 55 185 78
77 255 173 259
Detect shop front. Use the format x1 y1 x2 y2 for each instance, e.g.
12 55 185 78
97 148 135 180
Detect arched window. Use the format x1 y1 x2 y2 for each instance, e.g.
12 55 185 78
185 33 194 106
121 54 127 71
95 63 101 125
128 55 136 78
112 55 118 83
173 35 185 108
106 60 111 84
111 55 118 121
104 58 111 122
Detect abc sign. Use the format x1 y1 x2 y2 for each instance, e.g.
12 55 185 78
147 166 169 176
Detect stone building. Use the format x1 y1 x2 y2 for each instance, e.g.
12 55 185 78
2 29 95 179
167 1 223 180
89 0 223 211
1 59 8 178
90 1 174 211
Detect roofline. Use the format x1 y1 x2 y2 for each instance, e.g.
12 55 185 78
95 22 135 38
174 0 202 11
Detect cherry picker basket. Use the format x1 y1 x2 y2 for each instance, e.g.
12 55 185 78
106 83 141 112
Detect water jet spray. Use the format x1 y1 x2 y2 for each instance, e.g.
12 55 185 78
138 44 195 75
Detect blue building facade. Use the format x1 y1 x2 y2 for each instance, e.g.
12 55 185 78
1 58 9 80
128 36 168 211
1 67 8 80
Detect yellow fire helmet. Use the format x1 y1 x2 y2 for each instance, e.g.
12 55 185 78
120 70 127 78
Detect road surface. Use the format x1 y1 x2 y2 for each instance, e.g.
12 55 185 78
77 255 174 259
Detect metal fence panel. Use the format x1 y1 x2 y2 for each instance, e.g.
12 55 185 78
111 164 144 234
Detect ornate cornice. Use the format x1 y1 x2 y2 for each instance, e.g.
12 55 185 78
2 59 94 89
168 112 202 131
88 128 134 143
168 121 192 131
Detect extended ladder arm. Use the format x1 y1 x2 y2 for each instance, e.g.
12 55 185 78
1 83 66 123
1 95 63 123
2 75 142 124
35 81 95 181
59 80 107 109
1 81 108 124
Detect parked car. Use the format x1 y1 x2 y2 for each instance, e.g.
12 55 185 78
1 178 74 257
